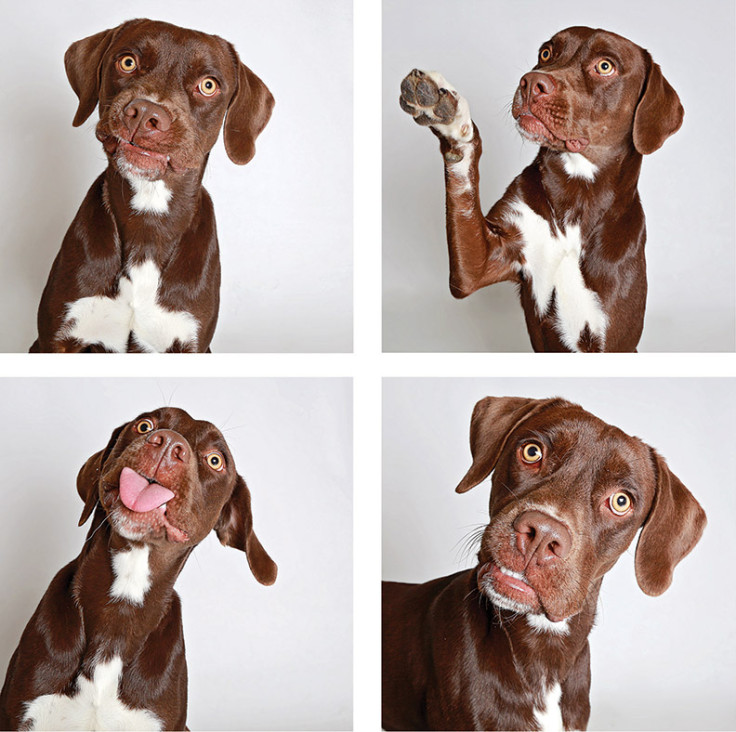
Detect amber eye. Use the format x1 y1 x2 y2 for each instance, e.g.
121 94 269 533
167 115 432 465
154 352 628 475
205 452 225 471
198 77 219 97
135 418 155 434
595 59 615 76
539 48 552 63
609 491 632 516
520 442 543 464
117 54 138 74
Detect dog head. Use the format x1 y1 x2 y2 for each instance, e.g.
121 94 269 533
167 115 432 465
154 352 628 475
457 397 705 623
65 18 274 181
77 406 277 585
511 26 683 158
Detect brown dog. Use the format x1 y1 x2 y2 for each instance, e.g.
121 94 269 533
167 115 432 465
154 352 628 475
0 407 276 730
31 19 274 352
383 396 706 730
400 27 683 352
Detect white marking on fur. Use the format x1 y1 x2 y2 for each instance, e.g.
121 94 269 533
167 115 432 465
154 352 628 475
128 176 172 214
60 260 199 352
560 152 598 182
506 200 607 351
533 683 564 732
110 545 151 605
527 613 570 636
23 656 162 731
421 70 474 144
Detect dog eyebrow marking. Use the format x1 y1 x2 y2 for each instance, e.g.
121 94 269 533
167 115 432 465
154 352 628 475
110 545 151 605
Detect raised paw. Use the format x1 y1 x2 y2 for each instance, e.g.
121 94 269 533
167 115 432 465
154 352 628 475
399 69 473 143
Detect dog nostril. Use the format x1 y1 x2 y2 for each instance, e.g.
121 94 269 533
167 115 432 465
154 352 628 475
146 432 163 446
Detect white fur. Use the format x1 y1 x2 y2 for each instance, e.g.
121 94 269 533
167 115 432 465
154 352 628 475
527 613 570 636
110 545 151 605
505 200 607 351
560 152 598 182
23 656 161 731
127 176 172 215
60 260 199 352
533 682 564 732
421 70 473 143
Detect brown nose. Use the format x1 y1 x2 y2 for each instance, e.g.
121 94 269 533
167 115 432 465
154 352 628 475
513 510 572 566
123 99 172 138
146 429 189 464
518 72 556 102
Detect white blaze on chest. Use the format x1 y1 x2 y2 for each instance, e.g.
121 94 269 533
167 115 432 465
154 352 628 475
533 682 564 732
22 656 162 731
110 545 151 605
506 200 607 351
60 260 199 352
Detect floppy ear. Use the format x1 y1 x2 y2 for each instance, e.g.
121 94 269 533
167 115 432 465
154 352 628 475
64 23 127 127
456 397 556 493
223 48 275 165
635 451 706 596
632 52 684 155
216 475 277 585
77 423 126 526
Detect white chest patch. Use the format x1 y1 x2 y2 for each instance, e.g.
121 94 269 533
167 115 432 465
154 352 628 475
526 613 570 636
110 545 151 605
533 682 564 732
60 260 199 352
506 200 607 351
119 167 172 215
23 656 162 731
559 152 598 182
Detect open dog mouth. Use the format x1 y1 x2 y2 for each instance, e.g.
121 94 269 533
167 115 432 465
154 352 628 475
108 467 189 543
515 112 589 153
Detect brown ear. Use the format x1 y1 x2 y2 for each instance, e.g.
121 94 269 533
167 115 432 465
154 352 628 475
456 397 556 493
64 24 127 127
216 475 277 585
635 451 706 596
223 48 275 165
632 52 683 155
77 423 126 525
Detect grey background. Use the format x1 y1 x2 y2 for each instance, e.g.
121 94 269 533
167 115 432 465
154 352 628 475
0 0 352 353
0 378 353 730
383 378 736 730
383 0 736 352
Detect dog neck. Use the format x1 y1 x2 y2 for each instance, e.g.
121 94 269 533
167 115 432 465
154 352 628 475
471 570 601 688
72 508 192 672
535 143 644 226
102 160 209 257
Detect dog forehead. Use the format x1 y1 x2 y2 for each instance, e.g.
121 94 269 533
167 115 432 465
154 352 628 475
130 407 227 448
110 19 235 76
542 26 645 65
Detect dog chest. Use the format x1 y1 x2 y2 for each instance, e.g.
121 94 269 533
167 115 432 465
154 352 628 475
60 260 199 352
22 656 161 731
505 200 607 351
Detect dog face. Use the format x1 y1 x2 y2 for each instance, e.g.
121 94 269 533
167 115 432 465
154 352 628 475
64 18 274 179
77 406 277 585
511 26 683 156
457 397 705 622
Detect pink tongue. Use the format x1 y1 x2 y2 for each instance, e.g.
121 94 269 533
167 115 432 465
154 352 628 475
119 467 175 513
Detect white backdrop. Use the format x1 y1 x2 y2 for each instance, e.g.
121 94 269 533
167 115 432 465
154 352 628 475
383 0 735 353
0 0 352 353
0 378 352 730
383 378 736 730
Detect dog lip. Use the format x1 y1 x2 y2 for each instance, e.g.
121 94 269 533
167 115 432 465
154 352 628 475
479 559 537 601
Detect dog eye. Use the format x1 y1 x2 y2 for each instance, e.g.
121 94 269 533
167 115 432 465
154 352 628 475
117 55 138 74
520 442 543 464
198 77 220 97
539 48 552 63
594 59 616 76
135 418 155 434
205 452 225 471
609 491 632 515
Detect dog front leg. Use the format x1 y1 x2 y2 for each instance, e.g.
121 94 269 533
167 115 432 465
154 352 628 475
400 70 519 298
